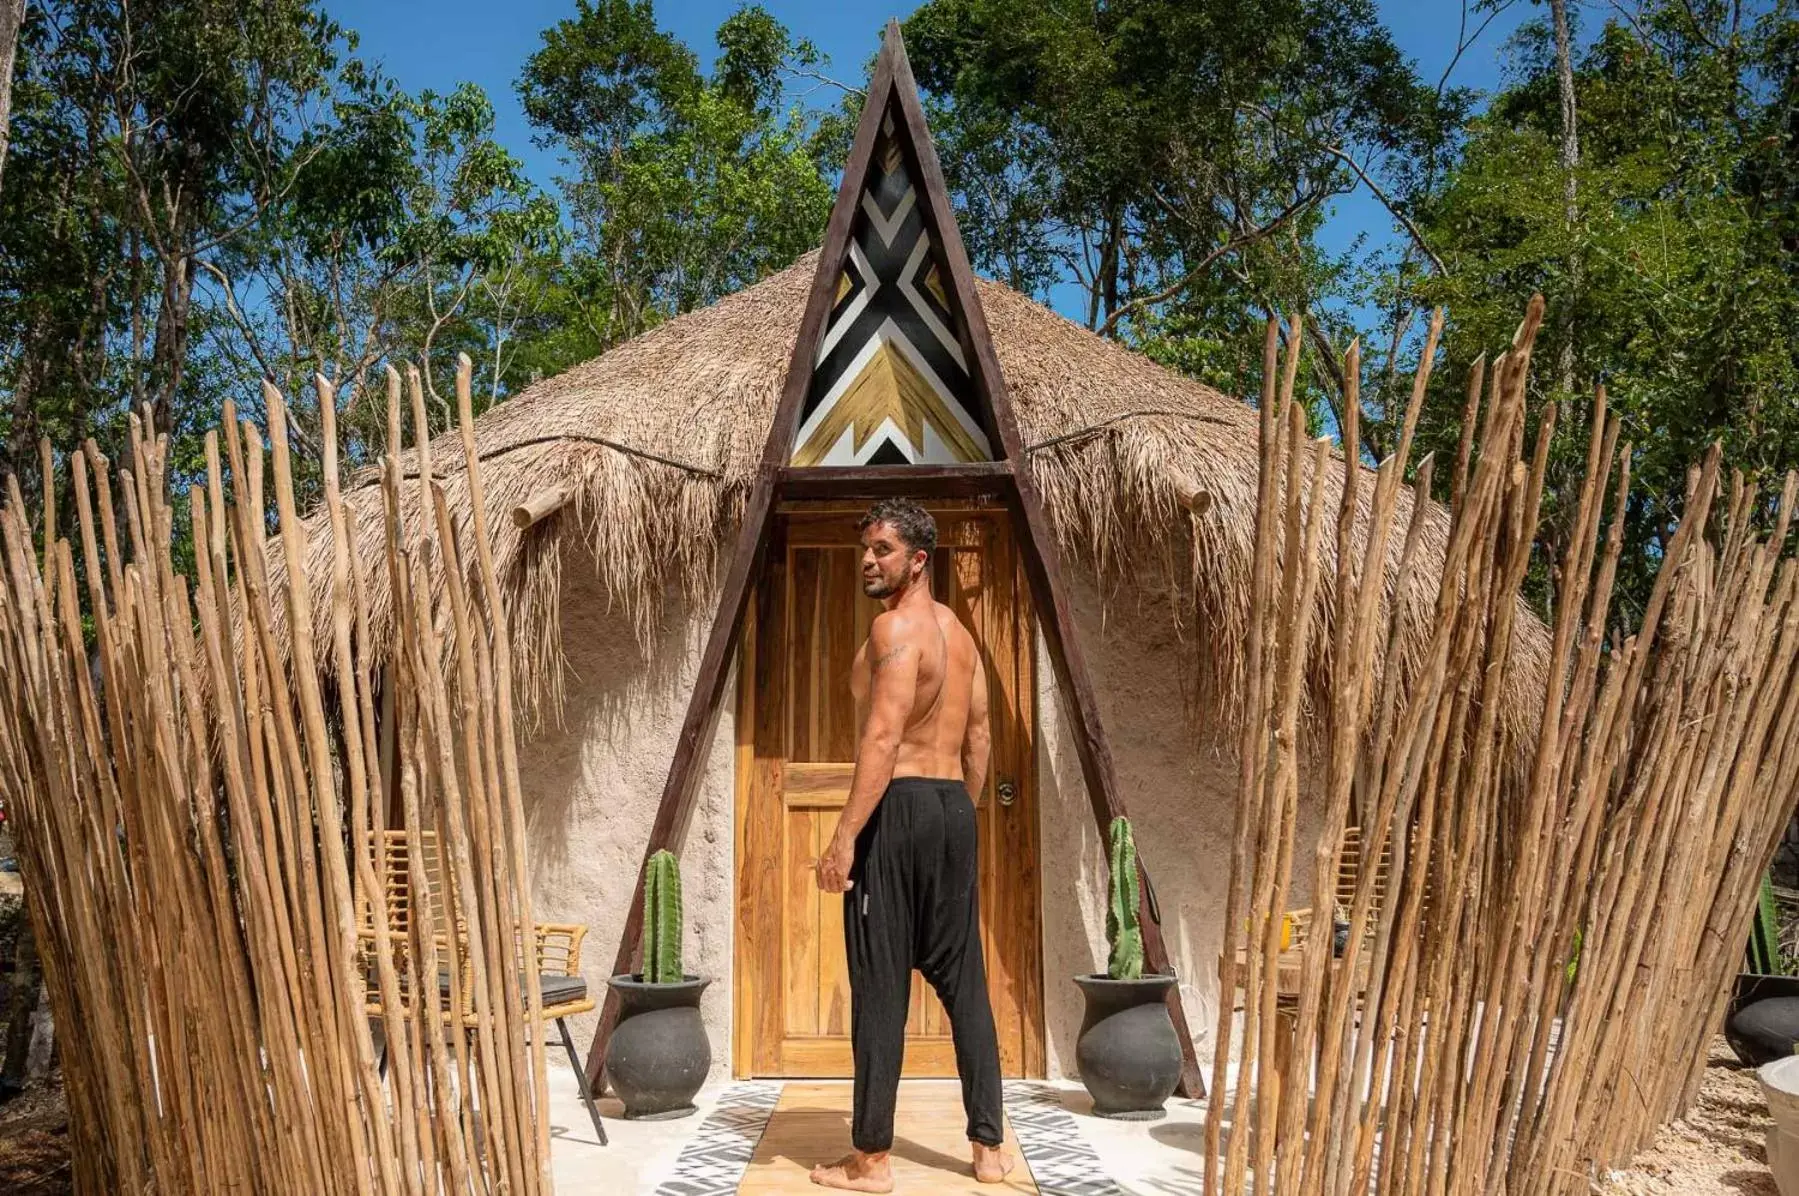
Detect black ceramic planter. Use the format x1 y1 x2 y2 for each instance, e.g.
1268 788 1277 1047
1073 973 1181 1120
604 975 711 1120
1727 973 1799 1066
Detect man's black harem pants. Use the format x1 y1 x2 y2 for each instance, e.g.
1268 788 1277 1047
844 775 1004 1152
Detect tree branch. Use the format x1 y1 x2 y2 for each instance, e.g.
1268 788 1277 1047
788 68 865 101
1317 141 1447 275
1097 188 1323 336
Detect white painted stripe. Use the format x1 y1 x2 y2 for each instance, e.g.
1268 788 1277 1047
897 235 968 371
859 186 916 248
814 239 879 366
851 417 917 465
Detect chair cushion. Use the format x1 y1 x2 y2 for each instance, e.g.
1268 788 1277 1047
538 973 588 1006
431 971 588 1006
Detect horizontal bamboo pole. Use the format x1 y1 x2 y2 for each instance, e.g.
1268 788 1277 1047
510 483 573 529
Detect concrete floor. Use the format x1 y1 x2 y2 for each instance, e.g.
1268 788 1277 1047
545 1061 1215 1196
545 1062 716 1194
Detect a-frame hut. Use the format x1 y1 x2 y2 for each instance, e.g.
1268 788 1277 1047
278 22 1548 1097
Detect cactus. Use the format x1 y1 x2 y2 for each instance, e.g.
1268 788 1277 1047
1105 817 1144 980
639 849 684 983
1751 871 1786 975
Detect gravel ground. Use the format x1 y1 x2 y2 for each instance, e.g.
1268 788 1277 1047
1598 1038 1778 1196
0 1077 69 1195
0 1035 1780 1195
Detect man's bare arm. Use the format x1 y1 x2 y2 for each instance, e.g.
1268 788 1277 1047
831 613 918 850
962 654 991 802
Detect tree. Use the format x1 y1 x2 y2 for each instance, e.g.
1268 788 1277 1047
0 0 561 510
0 0 354 474
516 1 836 353
199 77 560 470
1409 0 1799 618
902 0 1463 431
0 0 26 190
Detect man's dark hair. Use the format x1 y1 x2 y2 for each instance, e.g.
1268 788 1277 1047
858 498 937 561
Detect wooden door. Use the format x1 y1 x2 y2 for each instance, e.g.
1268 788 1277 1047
734 505 1043 1078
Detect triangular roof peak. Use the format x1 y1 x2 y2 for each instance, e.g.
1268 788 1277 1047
586 19 1205 1101
768 19 1027 472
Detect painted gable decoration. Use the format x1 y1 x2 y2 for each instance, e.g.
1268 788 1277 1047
792 110 993 467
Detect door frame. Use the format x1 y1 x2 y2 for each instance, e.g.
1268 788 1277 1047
731 498 1046 1078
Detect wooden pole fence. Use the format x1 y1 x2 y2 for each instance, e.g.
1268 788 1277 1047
0 356 551 1193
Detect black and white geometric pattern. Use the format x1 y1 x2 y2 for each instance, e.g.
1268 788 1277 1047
793 108 993 467
652 1079 1119 1194
652 1081 782 1196
1003 1082 1122 1196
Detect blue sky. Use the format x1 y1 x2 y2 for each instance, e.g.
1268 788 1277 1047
327 0 1541 324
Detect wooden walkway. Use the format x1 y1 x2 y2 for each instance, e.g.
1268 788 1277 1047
737 1081 1038 1194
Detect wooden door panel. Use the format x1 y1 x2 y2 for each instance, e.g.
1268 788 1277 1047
782 809 820 1037
736 507 1042 1078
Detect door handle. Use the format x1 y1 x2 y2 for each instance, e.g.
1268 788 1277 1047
997 778 1016 806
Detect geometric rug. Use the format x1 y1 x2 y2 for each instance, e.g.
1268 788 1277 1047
1001 1082 1122 1196
737 1082 1036 1193
651 1081 783 1196
649 1079 1118 1195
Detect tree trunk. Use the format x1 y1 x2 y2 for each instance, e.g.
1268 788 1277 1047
1550 0 1580 398
4 309 50 481
0 0 27 194
0 916 39 1092
1088 206 1122 333
149 248 193 437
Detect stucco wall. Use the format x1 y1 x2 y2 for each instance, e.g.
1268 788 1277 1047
523 556 1324 1085
1035 570 1325 1078
519 579 737 1085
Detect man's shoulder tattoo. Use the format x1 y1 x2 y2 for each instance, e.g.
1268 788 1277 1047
872 641 912 671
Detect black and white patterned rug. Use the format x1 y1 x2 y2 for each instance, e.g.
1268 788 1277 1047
649 1079 1118 1195
1002 1082 1122 1196
651 1081 783 1196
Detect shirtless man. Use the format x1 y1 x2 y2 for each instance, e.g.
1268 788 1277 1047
809 499 1016 1193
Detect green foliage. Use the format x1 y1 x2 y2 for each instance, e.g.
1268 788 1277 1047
1404 1 1799 619
1105 817 1144 980
903 0 1460 426
0 0 558 524
640 849 684 984
1751 872 1787 976
0 0 353 478
516 2 834 348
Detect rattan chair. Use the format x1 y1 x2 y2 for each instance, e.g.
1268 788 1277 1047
355 830 607 1144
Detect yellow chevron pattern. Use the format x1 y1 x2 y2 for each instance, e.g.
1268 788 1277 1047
792 340 986 466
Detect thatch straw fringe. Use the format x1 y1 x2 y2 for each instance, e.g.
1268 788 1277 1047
268 253 1548 750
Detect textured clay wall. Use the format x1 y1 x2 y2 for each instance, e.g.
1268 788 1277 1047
517 579 737 1085
1035 570 1326 1078
523 561 1322 1085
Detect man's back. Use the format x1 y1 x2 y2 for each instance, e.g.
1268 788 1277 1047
849 601 978 781
811 499 1013 1190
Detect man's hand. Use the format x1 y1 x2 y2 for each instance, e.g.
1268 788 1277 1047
815 832 855 894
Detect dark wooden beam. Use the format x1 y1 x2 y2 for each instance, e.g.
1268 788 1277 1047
775 462 1014 500
1005 484 1204 1098
588 18 1203 1101
883 25 1205 1098
583 28 905 1090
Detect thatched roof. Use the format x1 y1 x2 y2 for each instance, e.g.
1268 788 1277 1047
281 251 1549 745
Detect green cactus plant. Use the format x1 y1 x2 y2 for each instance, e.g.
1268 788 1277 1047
639 849 685 983
1750 871 1787 975
1105 817 1145 980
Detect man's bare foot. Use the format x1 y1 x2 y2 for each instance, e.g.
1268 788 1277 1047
810 1150 894 1192
972 1140 1016 1183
